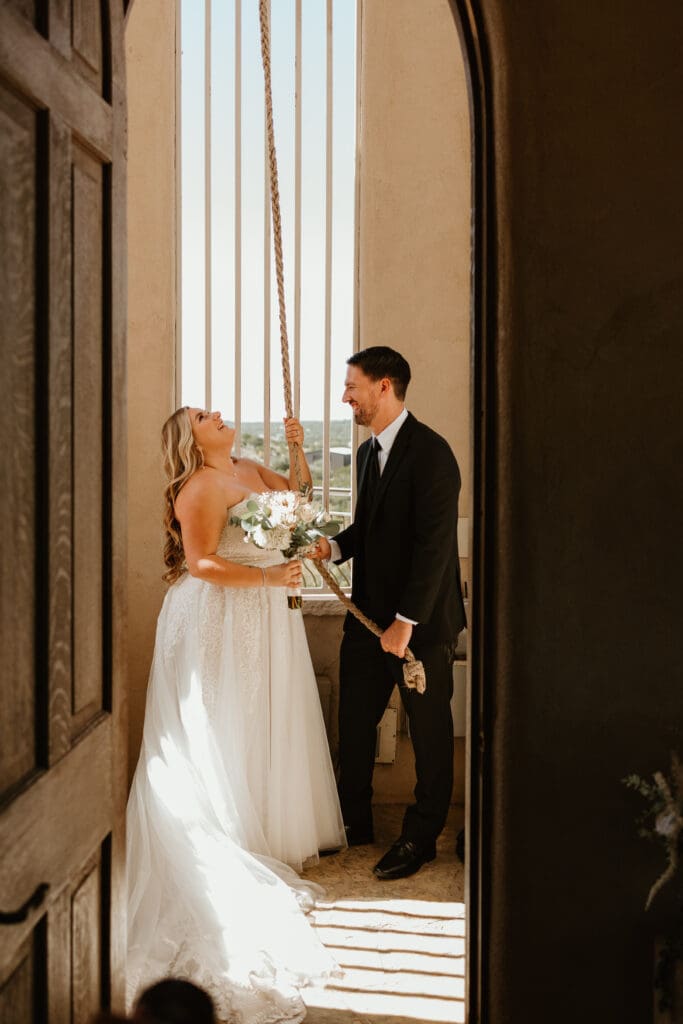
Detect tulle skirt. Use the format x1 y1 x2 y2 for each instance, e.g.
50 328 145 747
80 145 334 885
127 565 346 1022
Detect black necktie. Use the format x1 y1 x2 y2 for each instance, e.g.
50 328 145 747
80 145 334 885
365 438 381 503
354 439 382 600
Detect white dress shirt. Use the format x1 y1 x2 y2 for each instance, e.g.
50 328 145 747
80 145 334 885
329 407 417 626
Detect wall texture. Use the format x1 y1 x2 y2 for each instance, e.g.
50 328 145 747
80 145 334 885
359 0 472 582
476 1 683 1020
125 0 177 777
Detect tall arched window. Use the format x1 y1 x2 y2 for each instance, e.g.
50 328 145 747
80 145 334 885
178 0 360 591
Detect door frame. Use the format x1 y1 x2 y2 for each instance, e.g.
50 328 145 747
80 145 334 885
448 2 496 1021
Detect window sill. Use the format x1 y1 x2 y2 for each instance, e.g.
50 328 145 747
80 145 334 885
301 594 348 617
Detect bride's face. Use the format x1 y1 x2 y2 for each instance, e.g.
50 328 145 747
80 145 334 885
189 408 235 452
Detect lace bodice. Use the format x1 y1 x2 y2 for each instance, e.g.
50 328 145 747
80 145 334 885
216 494 284 566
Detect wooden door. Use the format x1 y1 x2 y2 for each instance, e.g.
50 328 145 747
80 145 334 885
0 0 127 1018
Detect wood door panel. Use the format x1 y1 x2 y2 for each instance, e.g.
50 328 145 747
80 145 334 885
0 843 111 1024
0 0 126 1015
71 857 103 1024
0 83 38 801
49 0 72 61
72 142 105 731
47 117 75 765
0 952 33 1024
0 920 47 1024
72 0 104 95
3 0 45 34
0 723 113 939
0 5 112 161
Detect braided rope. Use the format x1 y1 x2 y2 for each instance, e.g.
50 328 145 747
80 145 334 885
257 1 425 692
258 0 303 489
313 559 426 693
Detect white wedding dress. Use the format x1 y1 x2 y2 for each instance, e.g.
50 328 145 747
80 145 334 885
127 496 347 1023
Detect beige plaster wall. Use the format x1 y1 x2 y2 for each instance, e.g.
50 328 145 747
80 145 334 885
358 0 471 548
125 0 177 778
354 0 471 804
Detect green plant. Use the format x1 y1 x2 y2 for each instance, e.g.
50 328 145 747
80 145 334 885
623 753 683 1011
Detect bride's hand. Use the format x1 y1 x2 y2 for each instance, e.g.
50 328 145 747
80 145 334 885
264 560 303 588
284 417 304 447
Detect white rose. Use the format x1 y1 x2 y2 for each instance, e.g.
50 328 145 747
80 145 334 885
268 505 283 526
252 525 270 549
655 810 679 838
299 503 316 524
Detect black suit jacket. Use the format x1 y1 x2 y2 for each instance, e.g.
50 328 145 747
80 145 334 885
335 412 466 645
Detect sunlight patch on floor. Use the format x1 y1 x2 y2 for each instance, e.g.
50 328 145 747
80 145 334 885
304 897 466 1024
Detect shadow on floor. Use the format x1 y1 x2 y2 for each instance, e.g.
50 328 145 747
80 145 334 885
301 805 465 1024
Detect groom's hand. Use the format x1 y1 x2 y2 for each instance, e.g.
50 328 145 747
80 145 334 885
380 619 413 659
311 537 332 560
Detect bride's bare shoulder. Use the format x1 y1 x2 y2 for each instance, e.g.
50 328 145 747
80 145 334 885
175 467 229 514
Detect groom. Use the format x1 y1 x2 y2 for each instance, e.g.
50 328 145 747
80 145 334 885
316 346 466 880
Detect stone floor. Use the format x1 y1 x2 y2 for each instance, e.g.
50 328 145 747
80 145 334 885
300 805 466 1024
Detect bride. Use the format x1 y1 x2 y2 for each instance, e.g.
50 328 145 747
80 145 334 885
127 406 347 1023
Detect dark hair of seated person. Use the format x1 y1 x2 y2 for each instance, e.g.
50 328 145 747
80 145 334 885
133 978 216 1024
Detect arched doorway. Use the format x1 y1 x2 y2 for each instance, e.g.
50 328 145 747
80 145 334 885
0 0 497 1018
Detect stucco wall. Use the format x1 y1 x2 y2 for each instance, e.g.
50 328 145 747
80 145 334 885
359 0 471 571
354 0 471 805
125 0 177 778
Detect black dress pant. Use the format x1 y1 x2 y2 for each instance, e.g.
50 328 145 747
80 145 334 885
338 627 455 845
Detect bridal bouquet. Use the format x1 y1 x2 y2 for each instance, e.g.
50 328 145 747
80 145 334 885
231 490 341 607
622 752 683 1011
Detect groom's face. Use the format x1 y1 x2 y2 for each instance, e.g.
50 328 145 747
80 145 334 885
343 365 382 427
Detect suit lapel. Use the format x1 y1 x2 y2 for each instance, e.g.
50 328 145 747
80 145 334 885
357 437 373 495
354 438 374 520
367 413 416 530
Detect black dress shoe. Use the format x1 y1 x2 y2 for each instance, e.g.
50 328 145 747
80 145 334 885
345 826 374 847
373 837 436 880
455 828 465 864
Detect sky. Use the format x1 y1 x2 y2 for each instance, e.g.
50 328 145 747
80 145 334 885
180 0 357 424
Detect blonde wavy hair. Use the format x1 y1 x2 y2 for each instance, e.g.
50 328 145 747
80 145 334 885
161 407 205 584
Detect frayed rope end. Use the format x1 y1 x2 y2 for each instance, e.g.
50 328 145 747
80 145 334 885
403 657 426 694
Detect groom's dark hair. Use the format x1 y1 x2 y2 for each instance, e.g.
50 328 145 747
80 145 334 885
347 346 411 400
134 979 215 1024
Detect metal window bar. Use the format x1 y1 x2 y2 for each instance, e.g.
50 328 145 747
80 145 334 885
234 0 242 454
293 0 302 418
322 0 333 512
351 0 362 513
263 0 271 466
181 0 359 593
175 0 183 407
204 0 212 410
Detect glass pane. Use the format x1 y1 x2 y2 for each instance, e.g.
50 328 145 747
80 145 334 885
180 0 206 406
210 0 236 423
179 0 357 594
239 0 266 459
